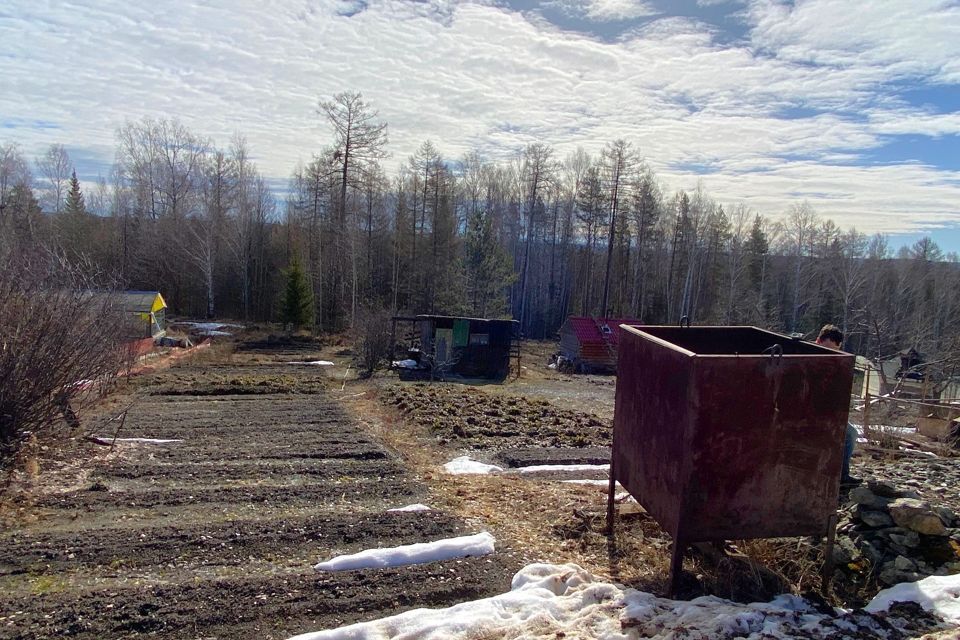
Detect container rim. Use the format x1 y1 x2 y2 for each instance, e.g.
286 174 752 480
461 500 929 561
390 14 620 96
618 324 855 359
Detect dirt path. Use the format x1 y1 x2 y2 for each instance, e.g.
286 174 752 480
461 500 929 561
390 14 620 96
1 359 519 639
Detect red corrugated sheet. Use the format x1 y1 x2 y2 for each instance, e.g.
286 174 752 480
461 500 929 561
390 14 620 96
566 317 639 348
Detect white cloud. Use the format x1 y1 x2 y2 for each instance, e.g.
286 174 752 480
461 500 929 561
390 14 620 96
545 0 659 22
747 0 960 82
867 110 960 137
584 0 658 22
0 0 958 236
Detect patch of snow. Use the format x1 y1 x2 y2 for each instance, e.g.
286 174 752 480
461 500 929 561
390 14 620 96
183 322 243 331
851 423 918 436
443 456 503 475
899 447 938 458
197 330 232 336
392 359 419 369
516 463 609 474
291 562 922 640
313 532 495 572
286 360 334 366
561 479 609 486
866 573 960 623
387 504 432 512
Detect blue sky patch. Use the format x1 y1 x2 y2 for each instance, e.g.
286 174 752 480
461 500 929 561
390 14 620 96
889 227 960 256
891 84 960 114
2 118 60 130
866 135 960 171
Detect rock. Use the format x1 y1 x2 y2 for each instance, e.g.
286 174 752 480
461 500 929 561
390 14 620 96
889 530 921 549
918 538 960 566
915 560 934 576
879 560 921 586
849 487 890 509
894 555 917 572
859 540 884 564
889 498 948 536
936 506 957 527
858 508 894 528
832 537 861 565
868 479 901 498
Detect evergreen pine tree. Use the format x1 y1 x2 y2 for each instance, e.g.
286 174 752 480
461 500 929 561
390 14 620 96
463 210 516 317
64 170 86 216
746 214 769 286
280 256 314 329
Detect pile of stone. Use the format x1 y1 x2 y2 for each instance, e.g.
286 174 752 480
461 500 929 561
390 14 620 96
835 479 960 586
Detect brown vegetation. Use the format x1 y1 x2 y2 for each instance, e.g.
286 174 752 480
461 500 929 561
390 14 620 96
0 250 127 466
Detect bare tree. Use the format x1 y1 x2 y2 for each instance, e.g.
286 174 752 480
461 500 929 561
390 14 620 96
599 140 636 317
0 143 31 246
318 91 388 327
516 142 554 331
780 201 818 332
35 144 72 214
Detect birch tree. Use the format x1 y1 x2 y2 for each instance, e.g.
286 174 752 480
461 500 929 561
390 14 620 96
36 144 72 214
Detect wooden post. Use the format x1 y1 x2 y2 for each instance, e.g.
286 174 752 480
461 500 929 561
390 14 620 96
863 368 871 442
388 317 397 368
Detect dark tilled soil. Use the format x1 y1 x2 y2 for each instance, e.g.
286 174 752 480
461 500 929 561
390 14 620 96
30 480 419 512
0 360 518 639
0 511 471 577
235 335 329 359
5 557 507 640
383 384 611 451
92 458 408 483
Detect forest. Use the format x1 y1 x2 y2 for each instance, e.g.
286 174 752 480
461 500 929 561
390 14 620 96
1 91 958 363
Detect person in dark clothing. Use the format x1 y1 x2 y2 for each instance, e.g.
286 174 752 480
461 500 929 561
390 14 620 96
815 324 861 487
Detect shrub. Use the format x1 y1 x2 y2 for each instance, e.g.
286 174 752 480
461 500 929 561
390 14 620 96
354 305 392 378
0 250 127 464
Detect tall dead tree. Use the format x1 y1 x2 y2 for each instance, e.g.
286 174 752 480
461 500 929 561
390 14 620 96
317 91 387 327
599 140 635 317
517 143 554 333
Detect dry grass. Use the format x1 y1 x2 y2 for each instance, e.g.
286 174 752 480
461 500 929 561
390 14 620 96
346 385 674 593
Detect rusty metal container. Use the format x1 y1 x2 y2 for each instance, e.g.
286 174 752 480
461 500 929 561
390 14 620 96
607 325 853 589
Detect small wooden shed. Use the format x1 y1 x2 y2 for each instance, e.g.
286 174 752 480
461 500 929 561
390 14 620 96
558 316 638 373
118 291 167 338
391 315 518 380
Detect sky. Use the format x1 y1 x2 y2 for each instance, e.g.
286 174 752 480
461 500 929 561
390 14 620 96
1 0 959 250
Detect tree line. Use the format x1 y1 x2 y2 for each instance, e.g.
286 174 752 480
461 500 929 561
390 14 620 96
2 90 959 363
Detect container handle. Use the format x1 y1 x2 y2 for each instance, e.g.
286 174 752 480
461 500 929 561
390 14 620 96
679 315 690 328
763 343 783 361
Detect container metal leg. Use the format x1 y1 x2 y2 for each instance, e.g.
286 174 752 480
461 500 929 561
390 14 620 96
667 539 684 597
605 456 617 535
822 513 838 592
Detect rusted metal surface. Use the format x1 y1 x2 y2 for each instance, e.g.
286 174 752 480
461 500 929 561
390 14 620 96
607 325 853 592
